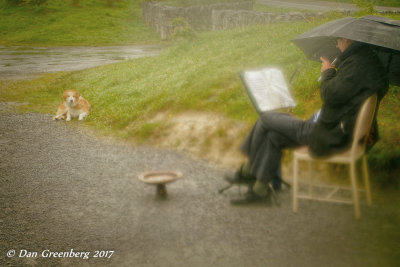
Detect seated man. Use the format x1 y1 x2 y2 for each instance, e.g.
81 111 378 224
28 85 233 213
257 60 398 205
226 38 389 205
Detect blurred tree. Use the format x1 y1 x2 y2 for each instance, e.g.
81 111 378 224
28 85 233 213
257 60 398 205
353 0 376 15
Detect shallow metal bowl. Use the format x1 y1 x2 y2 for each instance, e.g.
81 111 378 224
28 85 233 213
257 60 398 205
138 171 182 185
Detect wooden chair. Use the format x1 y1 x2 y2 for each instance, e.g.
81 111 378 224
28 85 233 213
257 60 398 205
292 94 378 219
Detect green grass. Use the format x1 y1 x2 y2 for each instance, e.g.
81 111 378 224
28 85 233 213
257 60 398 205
0 0 160 46
319 0 400 7
155 0 251 7
254 3 309 13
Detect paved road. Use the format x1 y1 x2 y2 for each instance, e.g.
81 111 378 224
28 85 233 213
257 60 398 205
1 105 399 266
0 45 162 80
257 0 400 13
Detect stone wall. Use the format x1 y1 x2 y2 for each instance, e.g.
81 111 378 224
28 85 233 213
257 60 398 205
142 1 324 39
142 1 253 39
212 10 324 30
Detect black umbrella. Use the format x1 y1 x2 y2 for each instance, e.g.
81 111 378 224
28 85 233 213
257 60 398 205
292 15 400 86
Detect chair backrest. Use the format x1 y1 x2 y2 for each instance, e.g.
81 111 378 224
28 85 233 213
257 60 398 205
349 94 378 157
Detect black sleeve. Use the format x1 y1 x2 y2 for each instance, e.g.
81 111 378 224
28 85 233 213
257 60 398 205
319 57 363 107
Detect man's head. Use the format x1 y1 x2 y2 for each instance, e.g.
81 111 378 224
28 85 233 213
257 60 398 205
336 38 354 52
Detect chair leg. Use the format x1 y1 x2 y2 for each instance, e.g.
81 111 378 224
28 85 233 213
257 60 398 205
293 157 299 213
350 162 360 219
362 155 372 206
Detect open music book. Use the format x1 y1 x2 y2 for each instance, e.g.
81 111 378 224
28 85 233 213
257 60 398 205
239 67 296 113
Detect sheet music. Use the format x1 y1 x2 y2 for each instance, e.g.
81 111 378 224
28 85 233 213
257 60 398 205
241 68 296 112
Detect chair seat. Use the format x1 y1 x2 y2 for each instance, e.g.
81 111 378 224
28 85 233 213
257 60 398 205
294 146 365 164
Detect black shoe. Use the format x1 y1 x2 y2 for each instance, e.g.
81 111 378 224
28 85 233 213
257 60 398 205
230 191 271 206
271 175 291 192
219 172 255 194
272 176 282 191
224 171 256 185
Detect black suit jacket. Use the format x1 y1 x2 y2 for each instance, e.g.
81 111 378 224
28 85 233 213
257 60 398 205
308 42 389 158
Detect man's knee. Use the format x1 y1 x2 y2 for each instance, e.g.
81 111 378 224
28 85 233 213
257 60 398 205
259 111 279 121
259 111 291 127
268 131 293 148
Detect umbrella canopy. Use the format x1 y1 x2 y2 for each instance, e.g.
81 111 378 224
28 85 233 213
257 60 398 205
292 15 400 86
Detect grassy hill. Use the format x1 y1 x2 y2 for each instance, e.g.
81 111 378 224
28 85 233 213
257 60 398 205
0 0 160 45
1 0 399 186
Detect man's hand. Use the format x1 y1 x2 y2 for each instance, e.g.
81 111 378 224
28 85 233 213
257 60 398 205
320 57 335 72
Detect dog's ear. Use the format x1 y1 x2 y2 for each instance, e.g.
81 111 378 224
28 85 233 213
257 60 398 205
74 91 80 99
63 91 69 101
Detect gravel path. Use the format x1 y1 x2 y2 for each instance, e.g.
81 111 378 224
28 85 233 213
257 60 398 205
1 106 399 266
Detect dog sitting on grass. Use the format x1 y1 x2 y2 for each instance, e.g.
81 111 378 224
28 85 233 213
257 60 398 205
53 90 91 121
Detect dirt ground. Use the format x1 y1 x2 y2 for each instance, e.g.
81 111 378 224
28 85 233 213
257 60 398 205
144 111 249 168
1 102 400 267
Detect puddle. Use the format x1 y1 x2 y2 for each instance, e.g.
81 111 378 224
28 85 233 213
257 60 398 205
0 45 164 80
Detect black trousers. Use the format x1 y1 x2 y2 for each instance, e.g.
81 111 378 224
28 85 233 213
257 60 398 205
241 111 315 183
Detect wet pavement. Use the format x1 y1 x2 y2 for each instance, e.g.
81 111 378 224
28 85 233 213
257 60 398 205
0 45 163 80
1 109 400 266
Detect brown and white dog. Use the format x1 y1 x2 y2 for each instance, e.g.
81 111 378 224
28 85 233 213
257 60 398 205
53 90 91 121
